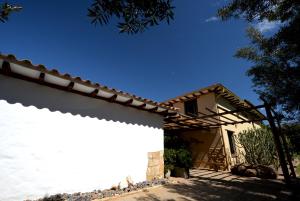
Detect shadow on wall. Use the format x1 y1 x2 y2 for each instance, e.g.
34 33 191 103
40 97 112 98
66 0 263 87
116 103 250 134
176 129 227 170
0 75 162 129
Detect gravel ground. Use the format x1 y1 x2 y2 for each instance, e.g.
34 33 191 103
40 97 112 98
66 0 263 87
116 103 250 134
36 179 168 201
103 169 300 201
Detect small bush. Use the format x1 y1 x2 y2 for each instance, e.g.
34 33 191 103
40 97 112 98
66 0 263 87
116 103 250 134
164 135 192 172
164 148 177 171
176 148 192 168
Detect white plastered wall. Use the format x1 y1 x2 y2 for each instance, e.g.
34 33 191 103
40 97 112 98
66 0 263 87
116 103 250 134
0 74 164 201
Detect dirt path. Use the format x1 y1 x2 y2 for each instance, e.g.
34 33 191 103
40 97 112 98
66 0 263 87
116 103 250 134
102 169 299 201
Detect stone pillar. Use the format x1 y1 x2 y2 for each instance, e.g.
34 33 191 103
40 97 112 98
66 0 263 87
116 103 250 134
146 150 164 181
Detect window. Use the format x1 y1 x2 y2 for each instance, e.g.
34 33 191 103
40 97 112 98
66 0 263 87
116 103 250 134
227 131 236 155
184 99 198 116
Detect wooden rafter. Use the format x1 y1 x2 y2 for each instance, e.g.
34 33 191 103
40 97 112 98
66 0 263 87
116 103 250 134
217 106 247 121
166 115 211 126
67 81 74 91
148 106 158 112
38 72 45 83
124 99 133 105
138 103 146 108
1 61 11 75
164 104 266 130
205 108 237 123
198 110 233 124
90 89 99 97
108 94 117 102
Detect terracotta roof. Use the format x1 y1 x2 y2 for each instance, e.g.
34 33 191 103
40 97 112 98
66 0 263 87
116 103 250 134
0 54 177 116
161 83 265 120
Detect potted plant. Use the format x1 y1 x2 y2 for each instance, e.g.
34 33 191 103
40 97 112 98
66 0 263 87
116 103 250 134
164 135 192 178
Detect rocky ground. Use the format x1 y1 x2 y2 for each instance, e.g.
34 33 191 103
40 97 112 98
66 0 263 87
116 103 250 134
34 169 300 201
36 179 168 201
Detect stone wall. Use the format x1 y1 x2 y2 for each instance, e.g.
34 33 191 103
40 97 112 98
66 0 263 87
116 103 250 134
146 151 164 181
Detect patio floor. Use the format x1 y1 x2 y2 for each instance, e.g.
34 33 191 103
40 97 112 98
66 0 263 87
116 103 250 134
102 169 300 201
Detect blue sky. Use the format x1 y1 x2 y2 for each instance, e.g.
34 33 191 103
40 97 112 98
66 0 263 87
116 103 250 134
0 0 277 105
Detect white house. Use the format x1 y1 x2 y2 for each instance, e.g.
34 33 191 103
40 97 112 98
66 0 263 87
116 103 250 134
0 54 176 201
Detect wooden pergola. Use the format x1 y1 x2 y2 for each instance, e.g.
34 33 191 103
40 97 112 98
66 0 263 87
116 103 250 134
164 104 266 130
164 101 296 184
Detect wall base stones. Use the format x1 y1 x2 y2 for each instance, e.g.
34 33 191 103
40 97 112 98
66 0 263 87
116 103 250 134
146 150 164 181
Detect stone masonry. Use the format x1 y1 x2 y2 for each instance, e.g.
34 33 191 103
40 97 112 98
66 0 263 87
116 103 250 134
146 150 164 181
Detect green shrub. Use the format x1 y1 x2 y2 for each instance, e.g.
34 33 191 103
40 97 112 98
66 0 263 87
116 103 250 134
238 126 279 168
176 148 192 168
164 135 192 172
164 148 177 171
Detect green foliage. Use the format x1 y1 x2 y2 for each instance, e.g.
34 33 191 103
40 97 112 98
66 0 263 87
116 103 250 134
176 148 192 168
296 164 300 176
218 0 300 121
0 3 22 23
164 135 188 149
164 148 176 171
164 135 192 171
282 123 300 154
238 126 279 168
88 0 174 34
218 0 298 22
164 148 192 170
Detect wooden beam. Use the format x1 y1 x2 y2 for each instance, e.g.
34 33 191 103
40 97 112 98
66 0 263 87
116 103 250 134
1 61 11 75
108 94 117 102
159 109 170 116
217 106 247 121
123 99 133 105
198 110 232 124
148 106 158 112
195 111 223 124
138 103 146 108
263 100 291 184
38 72 45 83
176 118 212 127
205 108 236 123
203 119 263 127
198 104 265 119
165 118 203 130
166 115 213 127
90 89 99 97
67 81 74 91
273 111 297 178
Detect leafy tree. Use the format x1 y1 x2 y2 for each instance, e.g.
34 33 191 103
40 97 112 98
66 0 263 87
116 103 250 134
218 0 300 121
1 1 174 34
88 0 175 34
282 123 300 154
0 2 21 23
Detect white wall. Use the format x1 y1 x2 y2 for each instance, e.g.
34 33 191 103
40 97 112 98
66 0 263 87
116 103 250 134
0 75 164 201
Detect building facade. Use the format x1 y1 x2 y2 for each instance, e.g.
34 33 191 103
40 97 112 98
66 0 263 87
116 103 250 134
162 84 265 170
0 54 265 200
0 55 175 201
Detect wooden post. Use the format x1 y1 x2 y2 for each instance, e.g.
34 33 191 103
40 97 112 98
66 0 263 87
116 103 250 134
263 101 291 184
275 117 297 178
